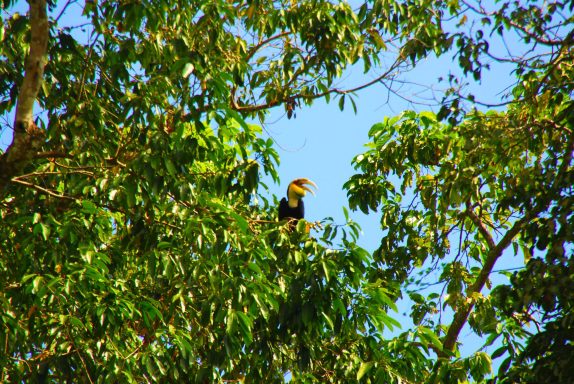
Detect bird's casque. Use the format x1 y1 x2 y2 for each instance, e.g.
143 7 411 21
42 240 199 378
278 178 317 222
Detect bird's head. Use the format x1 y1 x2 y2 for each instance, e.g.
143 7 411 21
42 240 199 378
287 178 318 201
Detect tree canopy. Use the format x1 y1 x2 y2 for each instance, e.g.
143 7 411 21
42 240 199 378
1 0 572 383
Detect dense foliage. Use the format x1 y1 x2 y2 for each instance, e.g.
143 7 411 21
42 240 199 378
346 1 574 383
1 0 572 383
0 0 445 382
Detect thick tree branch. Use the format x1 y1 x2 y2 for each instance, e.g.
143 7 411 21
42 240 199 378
430 210 539 384
433 132 574 379
0 0 49 191
441 212 534 354
465 202 496 249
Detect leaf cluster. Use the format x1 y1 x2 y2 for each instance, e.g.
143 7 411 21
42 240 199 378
0 0 455 382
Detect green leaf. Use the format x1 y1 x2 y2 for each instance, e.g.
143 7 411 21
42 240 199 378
236 311 253 343
491 346 507 359
371 287 398 312
226 310 236 335
230 211 249 233
321 261 330 282
81 200 97 214
499 357 512 375
141 301 164 323
418 326 442 351
338 95 345 111
22 274 37 283
68 316 85 330
333 298 347 316
33 223 50 240
182 63 195 78
357 361 374 380
377 311 402 331
164 158 177 177
32 276 44 293
247 262 261 274
322 311 335 330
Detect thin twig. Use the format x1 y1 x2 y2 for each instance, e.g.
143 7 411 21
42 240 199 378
11 178 75 200
75 349 94 384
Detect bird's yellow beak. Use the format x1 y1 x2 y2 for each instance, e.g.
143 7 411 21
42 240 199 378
291 178 318 197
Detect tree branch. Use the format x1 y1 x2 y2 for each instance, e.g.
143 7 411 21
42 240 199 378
0 0 49 191
245 31 293 63
465 202 496 249
433 131 574 379
441 212 533 353
11 178 75 201
231 55 406 113
430 210 539 384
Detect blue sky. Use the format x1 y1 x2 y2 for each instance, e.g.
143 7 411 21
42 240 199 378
264 51 515 251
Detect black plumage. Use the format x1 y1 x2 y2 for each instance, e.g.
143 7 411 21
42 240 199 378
278 178 317 224
278 196 304 221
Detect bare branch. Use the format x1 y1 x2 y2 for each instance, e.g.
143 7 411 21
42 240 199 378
231 55 407 113
55 0 76 23
245 31 293 62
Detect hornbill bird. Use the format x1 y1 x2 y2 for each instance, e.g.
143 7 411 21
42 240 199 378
278 178 317 222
